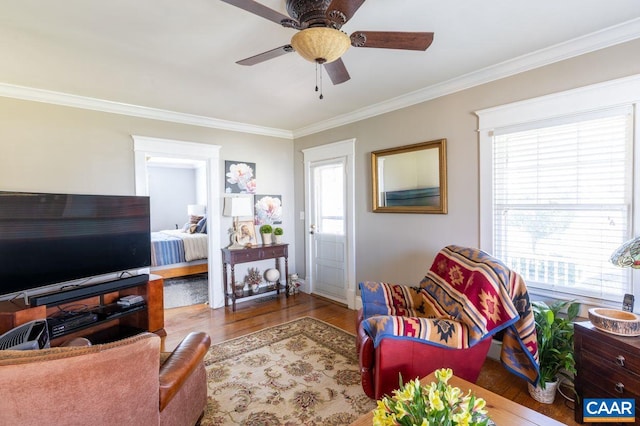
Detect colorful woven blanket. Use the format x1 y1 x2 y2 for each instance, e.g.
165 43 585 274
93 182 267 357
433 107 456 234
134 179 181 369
360 245 540 385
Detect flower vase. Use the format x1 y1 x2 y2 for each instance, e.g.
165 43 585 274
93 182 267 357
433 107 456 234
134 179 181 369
251 283 260 293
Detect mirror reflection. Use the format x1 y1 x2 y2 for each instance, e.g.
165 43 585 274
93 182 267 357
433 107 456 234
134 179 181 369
371 139 447 213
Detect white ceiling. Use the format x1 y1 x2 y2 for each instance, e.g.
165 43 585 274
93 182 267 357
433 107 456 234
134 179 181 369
1 0 640 136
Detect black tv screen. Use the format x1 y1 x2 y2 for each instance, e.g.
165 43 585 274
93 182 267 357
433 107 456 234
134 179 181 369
0 191 151 296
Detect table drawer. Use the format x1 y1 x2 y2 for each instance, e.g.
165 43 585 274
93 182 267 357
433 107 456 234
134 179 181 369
581 331 640 374
260 246 287 259
227 250 261 263
580 351 640 396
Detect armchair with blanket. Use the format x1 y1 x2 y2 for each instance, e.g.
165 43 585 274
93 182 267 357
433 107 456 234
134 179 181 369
0 331 211 426
357 245 539 399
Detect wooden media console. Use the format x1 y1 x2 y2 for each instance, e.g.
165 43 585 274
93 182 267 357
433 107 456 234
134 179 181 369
0 275 164 346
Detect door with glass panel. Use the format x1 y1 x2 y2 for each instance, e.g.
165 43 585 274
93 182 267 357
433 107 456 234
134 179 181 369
308 158 347 303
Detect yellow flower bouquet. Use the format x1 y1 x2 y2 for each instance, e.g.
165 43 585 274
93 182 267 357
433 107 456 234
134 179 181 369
373 369 492 426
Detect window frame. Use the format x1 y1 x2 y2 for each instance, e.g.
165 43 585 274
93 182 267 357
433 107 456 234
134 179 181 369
477 74 640 311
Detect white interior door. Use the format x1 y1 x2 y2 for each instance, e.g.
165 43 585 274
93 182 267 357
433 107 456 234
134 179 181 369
303 139 356 308
309 159 347 302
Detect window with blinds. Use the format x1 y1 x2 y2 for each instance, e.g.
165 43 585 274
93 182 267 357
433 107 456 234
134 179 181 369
492 110 633 301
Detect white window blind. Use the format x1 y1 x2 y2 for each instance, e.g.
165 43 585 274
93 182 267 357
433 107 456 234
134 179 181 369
492 110 633 301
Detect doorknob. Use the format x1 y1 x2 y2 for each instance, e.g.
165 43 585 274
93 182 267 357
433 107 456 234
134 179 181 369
309 224 316 235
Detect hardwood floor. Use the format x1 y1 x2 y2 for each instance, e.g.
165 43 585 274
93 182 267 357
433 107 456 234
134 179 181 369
163 292 576 425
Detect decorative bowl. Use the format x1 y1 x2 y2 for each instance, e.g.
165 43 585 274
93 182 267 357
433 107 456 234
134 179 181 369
588 308 640 336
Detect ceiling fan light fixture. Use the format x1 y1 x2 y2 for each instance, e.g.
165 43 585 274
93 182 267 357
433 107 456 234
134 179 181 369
291 27 350 64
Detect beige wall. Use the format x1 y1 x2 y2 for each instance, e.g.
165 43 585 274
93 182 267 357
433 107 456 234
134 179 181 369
2 39 640 296
0 98 296 277
293 39 640 287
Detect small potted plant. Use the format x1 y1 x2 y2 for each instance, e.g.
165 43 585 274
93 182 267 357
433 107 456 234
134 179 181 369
529 300 580 404
259 224 273 245
273 227 283 244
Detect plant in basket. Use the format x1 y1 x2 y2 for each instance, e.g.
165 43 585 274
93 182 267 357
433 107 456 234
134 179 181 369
529 300 580 403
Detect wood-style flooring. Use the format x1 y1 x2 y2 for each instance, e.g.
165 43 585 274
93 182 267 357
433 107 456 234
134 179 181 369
163 292 576 425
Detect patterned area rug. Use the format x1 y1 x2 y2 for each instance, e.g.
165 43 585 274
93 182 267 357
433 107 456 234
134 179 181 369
200 317 376 425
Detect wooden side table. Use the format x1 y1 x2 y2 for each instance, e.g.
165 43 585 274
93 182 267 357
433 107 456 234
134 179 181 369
221 244 289 311
350 372 564 426
574 321 640 424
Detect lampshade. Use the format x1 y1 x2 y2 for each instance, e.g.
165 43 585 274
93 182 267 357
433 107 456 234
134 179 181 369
187 204 206 216
290 27 351 64
610 236 640 268
223 196 252 218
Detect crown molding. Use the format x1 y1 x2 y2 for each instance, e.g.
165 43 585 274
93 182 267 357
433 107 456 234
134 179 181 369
292 18 640 138
1 18 638 140
0 83 293 140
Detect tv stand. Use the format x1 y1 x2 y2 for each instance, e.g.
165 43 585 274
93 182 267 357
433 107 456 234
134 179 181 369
0 275 165 346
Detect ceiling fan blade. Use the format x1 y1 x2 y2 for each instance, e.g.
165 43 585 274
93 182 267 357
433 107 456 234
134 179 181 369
350 31 434 51
326 0 365 26
324 58 350 85
220 0 291 25
236 45 294 66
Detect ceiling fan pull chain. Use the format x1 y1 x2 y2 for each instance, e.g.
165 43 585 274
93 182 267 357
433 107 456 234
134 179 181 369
315 62 319 93
315 62 324 100
319 65 324 100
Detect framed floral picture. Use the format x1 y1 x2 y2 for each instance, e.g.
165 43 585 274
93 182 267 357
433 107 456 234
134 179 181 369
236 220 257 246
225 160 256 194
254 194 282 225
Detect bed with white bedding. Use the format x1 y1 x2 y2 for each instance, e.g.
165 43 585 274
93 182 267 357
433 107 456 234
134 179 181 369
150 227 208 279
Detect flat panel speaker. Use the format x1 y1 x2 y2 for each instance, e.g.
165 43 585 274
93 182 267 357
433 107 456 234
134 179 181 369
29 274 149 307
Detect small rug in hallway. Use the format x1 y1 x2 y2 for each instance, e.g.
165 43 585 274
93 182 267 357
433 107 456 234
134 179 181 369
163 273 208 309
201 317 376 425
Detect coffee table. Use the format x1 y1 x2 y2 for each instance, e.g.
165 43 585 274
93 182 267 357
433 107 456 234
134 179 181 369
350 372 565 425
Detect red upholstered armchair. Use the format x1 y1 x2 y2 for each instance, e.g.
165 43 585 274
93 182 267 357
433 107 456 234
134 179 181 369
357 245 539 400
356 308 491 400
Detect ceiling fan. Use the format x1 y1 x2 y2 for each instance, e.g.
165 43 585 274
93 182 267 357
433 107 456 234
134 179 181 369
220 0 434 87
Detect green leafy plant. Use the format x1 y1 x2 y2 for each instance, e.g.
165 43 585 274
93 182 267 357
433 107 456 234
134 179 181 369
374 368 490 425
532 300 580 389
273 227 283 236
259 224 273 234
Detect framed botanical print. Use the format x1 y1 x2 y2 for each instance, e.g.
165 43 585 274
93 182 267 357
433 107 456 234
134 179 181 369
254 194 282 225
225 160 256 194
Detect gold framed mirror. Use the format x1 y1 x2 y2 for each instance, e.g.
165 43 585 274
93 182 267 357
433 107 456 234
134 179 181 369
371 139 447 214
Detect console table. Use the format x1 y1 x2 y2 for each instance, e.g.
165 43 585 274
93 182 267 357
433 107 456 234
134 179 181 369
222 244 288 311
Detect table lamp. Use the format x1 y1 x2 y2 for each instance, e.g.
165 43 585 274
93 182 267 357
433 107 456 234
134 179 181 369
187 204 206 217
610 236 640 268
223 196 253 249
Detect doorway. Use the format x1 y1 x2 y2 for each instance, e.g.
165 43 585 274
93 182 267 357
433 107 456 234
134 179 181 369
302 139 356 308
132 136 224 308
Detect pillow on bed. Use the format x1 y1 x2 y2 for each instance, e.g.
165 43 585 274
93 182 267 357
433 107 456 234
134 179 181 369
196 216 207 233
188 215 204 234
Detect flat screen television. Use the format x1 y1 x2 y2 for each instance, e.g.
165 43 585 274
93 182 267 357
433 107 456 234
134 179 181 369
0 191 151 297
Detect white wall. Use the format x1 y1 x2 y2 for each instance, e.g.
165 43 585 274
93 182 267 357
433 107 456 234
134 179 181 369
148 165 197 231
